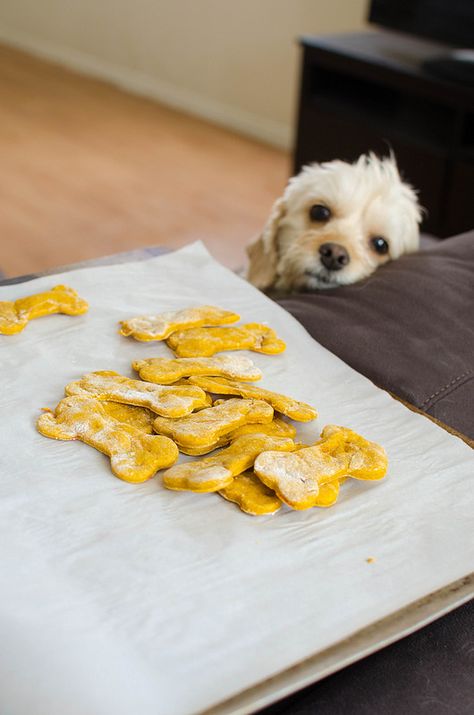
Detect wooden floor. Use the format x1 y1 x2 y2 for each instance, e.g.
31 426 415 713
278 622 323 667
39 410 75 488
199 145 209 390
0 44 290 278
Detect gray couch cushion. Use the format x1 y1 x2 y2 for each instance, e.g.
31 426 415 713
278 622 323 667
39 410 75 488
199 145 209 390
275 231 474 440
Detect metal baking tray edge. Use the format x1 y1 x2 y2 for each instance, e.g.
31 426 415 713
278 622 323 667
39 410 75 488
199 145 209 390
203 573 473 715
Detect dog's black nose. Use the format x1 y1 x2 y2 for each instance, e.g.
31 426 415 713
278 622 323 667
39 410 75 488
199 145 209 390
319 243 350 271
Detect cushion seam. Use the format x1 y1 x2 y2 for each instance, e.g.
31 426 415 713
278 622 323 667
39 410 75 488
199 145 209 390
420 369 474 409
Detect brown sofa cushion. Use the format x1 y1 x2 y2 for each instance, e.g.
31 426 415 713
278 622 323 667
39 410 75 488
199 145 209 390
275 231 474 440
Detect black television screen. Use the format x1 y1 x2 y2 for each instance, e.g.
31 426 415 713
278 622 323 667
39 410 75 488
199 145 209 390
369 0 474 48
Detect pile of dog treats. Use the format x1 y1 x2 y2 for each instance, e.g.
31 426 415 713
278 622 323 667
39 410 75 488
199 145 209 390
37 304 388 515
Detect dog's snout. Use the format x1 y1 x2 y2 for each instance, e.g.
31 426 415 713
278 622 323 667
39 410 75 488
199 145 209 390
319 243 350 271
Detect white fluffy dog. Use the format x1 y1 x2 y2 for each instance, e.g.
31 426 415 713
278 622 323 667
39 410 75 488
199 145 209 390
246 153 422 292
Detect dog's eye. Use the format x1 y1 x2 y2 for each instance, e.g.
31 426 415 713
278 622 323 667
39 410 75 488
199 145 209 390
309 204 331 222
371 236 389 255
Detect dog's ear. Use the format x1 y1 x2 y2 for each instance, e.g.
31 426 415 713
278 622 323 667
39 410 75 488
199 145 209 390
246 198 286 290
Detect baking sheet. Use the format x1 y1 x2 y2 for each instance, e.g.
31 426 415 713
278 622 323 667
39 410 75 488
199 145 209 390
0 242 473 715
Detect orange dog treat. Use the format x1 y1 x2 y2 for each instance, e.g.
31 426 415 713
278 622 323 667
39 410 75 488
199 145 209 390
119 305 240 341
0 285 88 335
166 323 286 357
219 471 282 515
153 397 274 448
254 427 387 510
37 396 178 483
254 431 347 510
176 416 297 456
65 370 209 418
162 433 295 493
132 355 262 384
188 376 317 422
100 402 155 434
320 425 388 480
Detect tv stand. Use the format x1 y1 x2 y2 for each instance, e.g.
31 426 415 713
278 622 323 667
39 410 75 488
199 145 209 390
294 30 474 237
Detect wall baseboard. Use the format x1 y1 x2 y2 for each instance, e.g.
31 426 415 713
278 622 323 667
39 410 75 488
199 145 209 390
0 25 292 150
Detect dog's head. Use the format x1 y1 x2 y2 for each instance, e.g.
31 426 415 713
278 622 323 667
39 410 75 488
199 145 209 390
247 153 423 292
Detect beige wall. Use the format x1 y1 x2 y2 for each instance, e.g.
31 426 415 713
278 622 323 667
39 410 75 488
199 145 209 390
0 0 368 147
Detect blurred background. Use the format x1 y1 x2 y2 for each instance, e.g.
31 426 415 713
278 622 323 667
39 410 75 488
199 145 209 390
0 0 472 278
0 0 367 277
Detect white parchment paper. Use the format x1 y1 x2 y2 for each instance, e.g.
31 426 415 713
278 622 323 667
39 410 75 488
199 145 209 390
0 242 472 715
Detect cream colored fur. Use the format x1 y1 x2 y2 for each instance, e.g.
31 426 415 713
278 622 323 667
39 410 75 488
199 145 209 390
246 154 422 291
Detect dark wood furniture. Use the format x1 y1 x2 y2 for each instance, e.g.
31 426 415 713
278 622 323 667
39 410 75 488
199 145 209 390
294 31 474 237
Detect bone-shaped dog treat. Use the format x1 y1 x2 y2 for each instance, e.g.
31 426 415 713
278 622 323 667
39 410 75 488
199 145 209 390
100 401 156 434
65 370 209 418
166 323 286 357
219 471 282 515
132 355 262 384
162 434 296 492
153 397 274 448
253 432 348 509
0 285 88 335
254 427 387 510
119 305 240 341
319 425 388 480
37 396 178 483
177 417 298 456
188 376 317 422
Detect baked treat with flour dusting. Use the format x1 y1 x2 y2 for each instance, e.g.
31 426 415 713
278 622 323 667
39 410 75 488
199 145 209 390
0 285 88 335
167 323 286 357
132 355 262 384
254 426 388 510
188 375 317 421
37 395 178 483
153 397 274 449
119 305 239 341
65 370 209 417
162 433 295 493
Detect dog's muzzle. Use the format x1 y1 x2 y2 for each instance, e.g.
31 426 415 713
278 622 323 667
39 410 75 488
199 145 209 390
319 243 350 271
